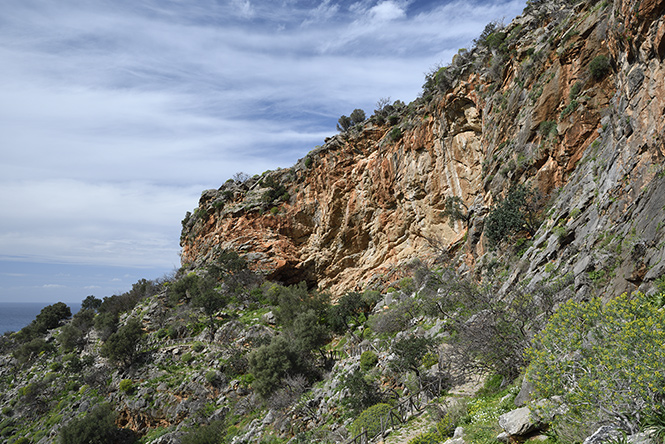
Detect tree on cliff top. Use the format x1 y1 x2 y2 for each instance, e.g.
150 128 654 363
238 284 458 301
337 108 366 131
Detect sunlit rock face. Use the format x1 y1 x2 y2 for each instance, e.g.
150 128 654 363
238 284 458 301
182 0 665 299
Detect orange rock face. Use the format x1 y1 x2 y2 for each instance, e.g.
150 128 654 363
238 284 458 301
181 0 665 297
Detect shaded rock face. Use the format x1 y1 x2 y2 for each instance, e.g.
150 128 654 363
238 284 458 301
182 0 665 298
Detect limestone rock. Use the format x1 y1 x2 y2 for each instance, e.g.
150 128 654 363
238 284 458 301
498 407 543 437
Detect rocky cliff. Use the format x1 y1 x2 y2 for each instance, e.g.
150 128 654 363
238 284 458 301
4 2 665 444
181 0 665 299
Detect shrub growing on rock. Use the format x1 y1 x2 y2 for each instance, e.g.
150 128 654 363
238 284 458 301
101 319 144 366
589 54 610 80
59 403 136 444
341 368 384 415
360 350 378 372
484 184 541 249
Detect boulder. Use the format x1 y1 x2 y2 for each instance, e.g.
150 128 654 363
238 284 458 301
498 407 543 437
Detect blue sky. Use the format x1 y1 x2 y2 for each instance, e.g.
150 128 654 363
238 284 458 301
0 0 526 304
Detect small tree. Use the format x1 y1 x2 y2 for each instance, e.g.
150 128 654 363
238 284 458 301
350 108 366 125
341 368 384 415
248 335 306 399
390 336 435 385
484 184 541 249
190 276 228 341
33 302 71 334
81 295 102 312
589 54 610 80
59 403 136 444
337 109 366 131
101 319 144 366
328 291 377 335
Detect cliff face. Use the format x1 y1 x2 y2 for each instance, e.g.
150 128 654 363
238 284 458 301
181 0 665 298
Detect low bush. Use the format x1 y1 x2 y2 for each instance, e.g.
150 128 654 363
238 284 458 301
341 369 384 415
484 184 541 249
408 431 441 444
119 379 134 394
350 403 392 438
589 54 610 80
59 403 136 444
181 420 227 444
360 350 378 372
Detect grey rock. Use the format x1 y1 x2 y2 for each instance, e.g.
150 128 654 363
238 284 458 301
261 311 276 325
498 406 542 436
627 67 645 97
514 377 535 407
582 426 620 444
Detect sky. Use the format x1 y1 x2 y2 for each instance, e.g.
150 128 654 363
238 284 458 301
0 0 527 304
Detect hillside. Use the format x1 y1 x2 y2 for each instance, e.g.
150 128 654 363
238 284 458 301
2 0 665 443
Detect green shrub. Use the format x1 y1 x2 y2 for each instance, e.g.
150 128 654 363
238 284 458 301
389 127 402 141
350 403 392 437
526 292 665 438
100 319 144 366
569 80 583 100
1 407 12 416
59 403 136 444
192 342 205 353
388 115 400 125
559 99 579 120
205 370 220 386
119 379 134 394
248 336 307 399
14 438 30 444
538 120 557 138
484 184 541 249
181 420 227 444
341 369 384 415
13 337 55 364
360 350 379 372
181 352 194 364
589 54 611 80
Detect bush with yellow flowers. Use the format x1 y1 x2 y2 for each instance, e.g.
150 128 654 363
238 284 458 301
525 291 665 440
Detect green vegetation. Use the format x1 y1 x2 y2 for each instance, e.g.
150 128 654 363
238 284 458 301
119 379 134 394
100 318 145 366
340 368 384 415
441 196 470 230
527 291 665 438
350 403 392 437
59 403 136 444
359 350 378 372
589 54 611 80
539 120 557 138
337 109 366 131
389 127 402 141
484 184 541 249
181 420 226 444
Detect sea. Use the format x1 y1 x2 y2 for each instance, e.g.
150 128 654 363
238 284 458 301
0 302 82 335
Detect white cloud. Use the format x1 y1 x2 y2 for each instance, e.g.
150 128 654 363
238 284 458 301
369 1 406 22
